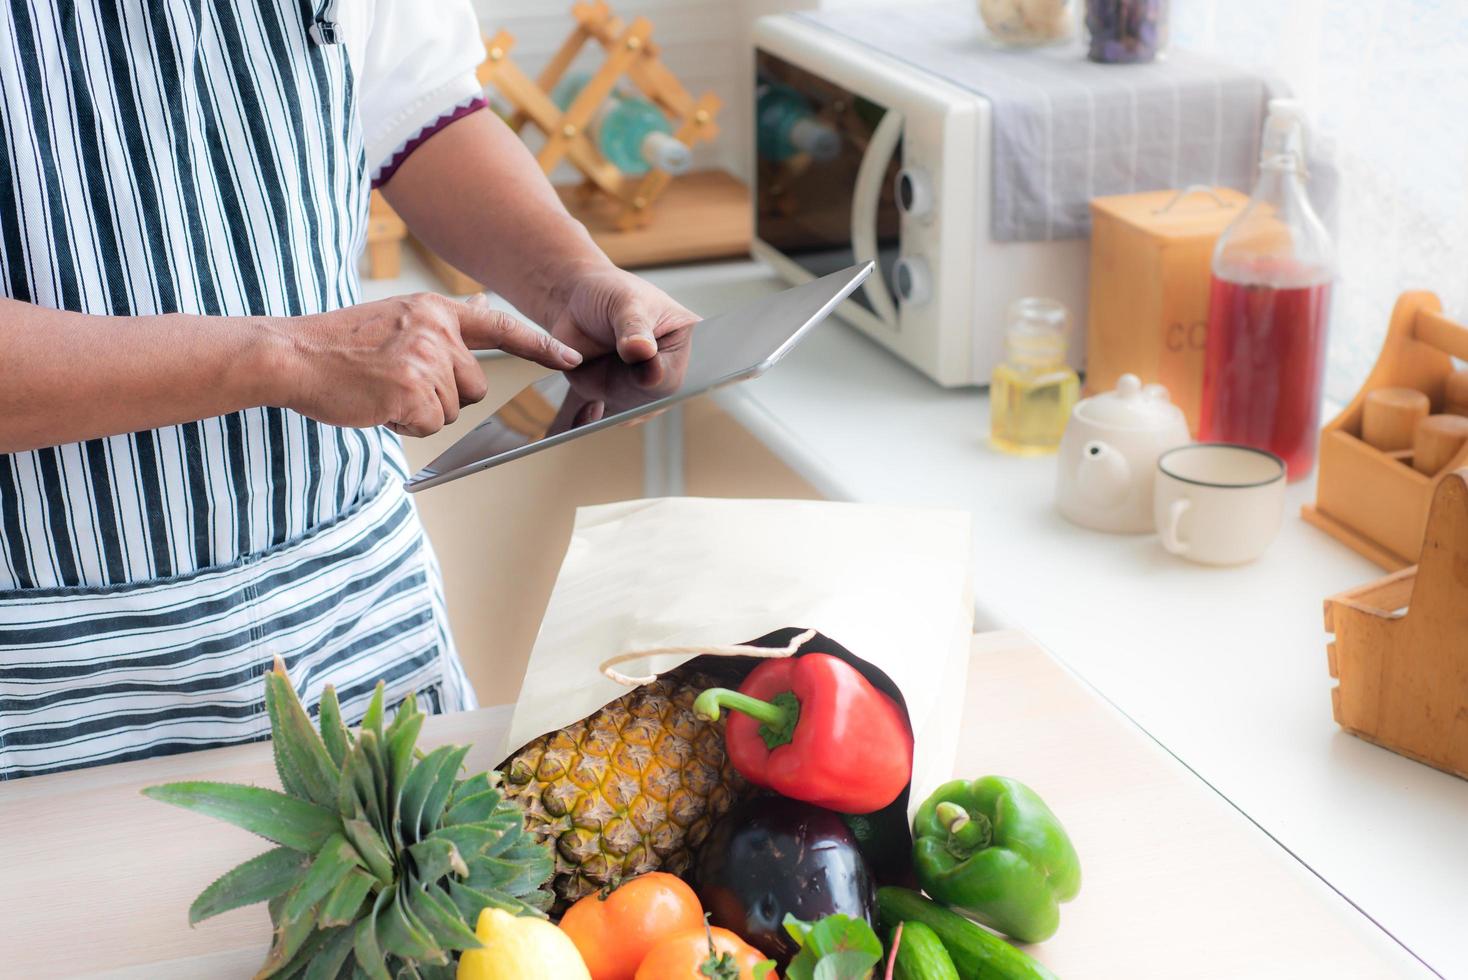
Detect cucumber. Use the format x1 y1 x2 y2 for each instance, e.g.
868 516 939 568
891 920 960 980
877 887 1060 980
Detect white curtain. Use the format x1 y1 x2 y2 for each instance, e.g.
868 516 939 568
1169 1 1468 402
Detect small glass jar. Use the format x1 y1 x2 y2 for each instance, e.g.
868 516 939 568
990 298 1080 456
1085 0 1169 63
978 0 1078 48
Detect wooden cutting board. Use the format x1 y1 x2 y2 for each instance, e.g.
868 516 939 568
0 632 1424 978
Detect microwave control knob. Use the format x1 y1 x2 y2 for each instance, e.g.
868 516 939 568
893 256 931 306
896 167 934 218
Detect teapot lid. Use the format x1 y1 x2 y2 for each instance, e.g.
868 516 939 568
1075 374 1187 429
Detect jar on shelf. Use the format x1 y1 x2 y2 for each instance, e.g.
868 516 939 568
978 0 1077 47
1085 0 1168 63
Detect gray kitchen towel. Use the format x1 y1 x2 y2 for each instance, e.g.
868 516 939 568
794 3 1275 242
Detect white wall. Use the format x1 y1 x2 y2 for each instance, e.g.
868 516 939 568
1170 0 1468 403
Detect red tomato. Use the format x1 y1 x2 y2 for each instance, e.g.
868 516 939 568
559 873 706 980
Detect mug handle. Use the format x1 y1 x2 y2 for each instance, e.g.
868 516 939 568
1161 499 1192 555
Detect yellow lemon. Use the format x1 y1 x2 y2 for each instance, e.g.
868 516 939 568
457 907 591 980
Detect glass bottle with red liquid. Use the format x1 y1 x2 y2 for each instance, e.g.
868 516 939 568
1200 99 1335 481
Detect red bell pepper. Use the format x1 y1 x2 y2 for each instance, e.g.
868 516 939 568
692 652 913 814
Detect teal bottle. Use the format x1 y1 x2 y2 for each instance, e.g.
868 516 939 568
551 72 691 176
756 83 840 163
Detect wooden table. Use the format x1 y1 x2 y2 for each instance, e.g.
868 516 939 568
0 633 1425 978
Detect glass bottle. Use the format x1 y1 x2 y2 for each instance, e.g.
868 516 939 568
551 72 691 176
991 298 1080 456
1199 99 1335 481
756 82 840 164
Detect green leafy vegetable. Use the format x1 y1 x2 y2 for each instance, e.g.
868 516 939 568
783 913 885 980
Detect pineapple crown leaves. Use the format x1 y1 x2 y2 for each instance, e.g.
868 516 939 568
141 657 554 979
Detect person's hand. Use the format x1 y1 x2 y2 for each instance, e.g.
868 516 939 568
562 320 692 406
549 267 697 435
275 293 582 437
546 264 698 364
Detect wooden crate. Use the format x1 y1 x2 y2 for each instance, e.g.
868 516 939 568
1324 468 1468 779
1302 291 1468 569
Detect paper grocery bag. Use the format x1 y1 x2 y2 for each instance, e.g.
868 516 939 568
501 497 974 817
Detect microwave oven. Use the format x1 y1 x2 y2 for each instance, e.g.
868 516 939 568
751 15 1088 387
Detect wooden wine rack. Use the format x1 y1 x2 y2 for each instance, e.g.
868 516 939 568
479 1 722 231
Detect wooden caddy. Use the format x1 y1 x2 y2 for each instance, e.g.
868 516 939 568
1302 291 1468 569
1325 468 1468 779
481 1 720 232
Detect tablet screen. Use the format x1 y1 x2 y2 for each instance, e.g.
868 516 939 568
405 262 871 492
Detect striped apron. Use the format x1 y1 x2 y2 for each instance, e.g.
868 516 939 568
0 1 473 779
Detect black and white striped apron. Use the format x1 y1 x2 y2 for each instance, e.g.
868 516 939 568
0 0 473 778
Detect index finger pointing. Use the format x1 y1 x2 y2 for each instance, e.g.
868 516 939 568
452 300 583 370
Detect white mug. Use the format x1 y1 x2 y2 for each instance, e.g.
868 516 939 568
1154 444 1286 565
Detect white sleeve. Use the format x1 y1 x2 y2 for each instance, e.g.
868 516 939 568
349 0 488 185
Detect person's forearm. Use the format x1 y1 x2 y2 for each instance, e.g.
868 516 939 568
0 299 284 453
0 291 581 453
379 110 613 325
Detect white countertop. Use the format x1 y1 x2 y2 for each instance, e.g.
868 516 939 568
5 633 1419 979
365 253 1464 977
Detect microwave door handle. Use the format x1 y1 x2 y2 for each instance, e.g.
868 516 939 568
851 108 903 326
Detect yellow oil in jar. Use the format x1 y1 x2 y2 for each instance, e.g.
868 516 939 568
990 362 1080 455
989 297 1079 456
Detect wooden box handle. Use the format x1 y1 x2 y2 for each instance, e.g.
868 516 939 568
1414 310 1468 362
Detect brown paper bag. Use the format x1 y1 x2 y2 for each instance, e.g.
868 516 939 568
501 497 974 818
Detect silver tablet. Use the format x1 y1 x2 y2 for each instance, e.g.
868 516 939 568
404 261 872 492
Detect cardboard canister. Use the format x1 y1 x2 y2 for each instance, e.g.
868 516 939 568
1088 186 1249 434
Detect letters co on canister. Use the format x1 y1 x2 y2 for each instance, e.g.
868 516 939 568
1087 186 1248 435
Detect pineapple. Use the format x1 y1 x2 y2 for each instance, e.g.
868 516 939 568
144 659 553 980
499 667 749 908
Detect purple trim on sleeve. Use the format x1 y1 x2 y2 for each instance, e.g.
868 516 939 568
372 95 489 188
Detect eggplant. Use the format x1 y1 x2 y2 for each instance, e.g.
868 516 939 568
693 795 876 965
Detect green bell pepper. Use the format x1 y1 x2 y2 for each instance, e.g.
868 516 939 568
911 777 1080 944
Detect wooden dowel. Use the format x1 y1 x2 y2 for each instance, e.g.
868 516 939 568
1415 310 1468 362
1413 414 1468 475
1362 387 1430 452
1444 368 1468 417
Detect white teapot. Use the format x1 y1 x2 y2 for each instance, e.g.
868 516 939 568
1056 374 1191 533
